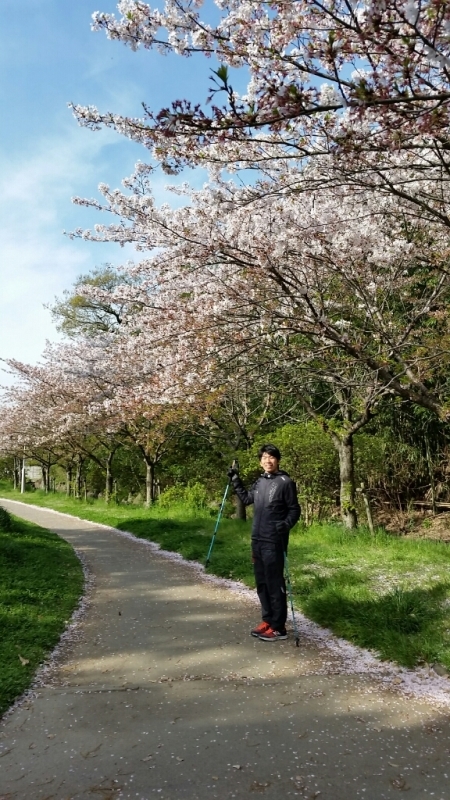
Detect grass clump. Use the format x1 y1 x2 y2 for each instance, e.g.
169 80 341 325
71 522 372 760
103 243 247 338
3 484 450 670
0 513 84 716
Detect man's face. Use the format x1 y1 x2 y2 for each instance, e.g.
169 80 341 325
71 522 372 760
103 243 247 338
260 452 279 473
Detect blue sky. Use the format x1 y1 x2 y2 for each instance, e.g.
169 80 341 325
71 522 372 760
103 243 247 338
0 0 215 388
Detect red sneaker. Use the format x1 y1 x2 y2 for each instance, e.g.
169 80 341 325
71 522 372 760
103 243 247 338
258 627 288 641
251 621 271 637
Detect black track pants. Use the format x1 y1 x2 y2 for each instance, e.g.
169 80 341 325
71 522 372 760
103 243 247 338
252 539 287 632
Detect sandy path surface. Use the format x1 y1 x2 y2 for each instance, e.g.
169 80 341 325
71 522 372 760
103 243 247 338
1 499 450 800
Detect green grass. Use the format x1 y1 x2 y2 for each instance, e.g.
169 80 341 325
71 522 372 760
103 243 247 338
289 524 450 668
2 483 450 671
0 508 84 716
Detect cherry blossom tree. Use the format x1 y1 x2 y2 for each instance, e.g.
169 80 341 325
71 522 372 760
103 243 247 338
0 339 127 499
72 167 450 416
66 0 450 245
75 0 450 167
67 167 450 524
0 325 197 505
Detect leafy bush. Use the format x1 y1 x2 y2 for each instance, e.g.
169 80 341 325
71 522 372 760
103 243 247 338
0 507 12 532
159 482 208 510
184 482 208 509
158 485 186 508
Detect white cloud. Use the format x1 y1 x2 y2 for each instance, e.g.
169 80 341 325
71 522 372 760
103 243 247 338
0 123 127 387
0 119 206 391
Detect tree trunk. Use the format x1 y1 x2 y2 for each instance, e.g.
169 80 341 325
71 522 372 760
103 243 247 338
145 461 154 507
43 460 52 493
21 459 26 494
360 483 375 534
338 438 358 529
235 493 247 521
13 457 19 490
43 466 48 493
75 456 83 499
66 466 72 496
425 435 437 515
105 451 114 504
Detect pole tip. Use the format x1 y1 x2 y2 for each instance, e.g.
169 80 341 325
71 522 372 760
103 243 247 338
295 637 300 647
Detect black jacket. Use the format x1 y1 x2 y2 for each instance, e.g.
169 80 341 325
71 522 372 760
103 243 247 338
232 470 301 544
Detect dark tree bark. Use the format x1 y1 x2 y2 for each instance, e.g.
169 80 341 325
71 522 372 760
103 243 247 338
105 450 115 503
13 457 19 490
336 437 358 529
145 460 155 507
75 455 84 499
66 465 72 496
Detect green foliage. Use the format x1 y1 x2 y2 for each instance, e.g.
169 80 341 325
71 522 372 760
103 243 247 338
358 398 447 504
0 506 12 532
158 485 188 507
239 422 339 522
157 431 226 494
275 422 338 493
353 433 389 486
158 482 208 510
47 265 134 338
0 514 83 715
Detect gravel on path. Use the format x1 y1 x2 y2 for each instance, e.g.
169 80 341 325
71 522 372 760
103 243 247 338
1 499 450 800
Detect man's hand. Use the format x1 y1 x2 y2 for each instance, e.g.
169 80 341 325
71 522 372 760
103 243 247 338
276 521 289 535
227 466 239 482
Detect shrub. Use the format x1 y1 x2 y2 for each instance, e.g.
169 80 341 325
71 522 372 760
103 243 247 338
158 482 208 510
158 485 187 508
184 482 208 509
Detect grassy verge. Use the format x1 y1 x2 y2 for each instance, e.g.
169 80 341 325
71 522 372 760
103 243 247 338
2 484 450 671
0 508 84 716
289 524 450 669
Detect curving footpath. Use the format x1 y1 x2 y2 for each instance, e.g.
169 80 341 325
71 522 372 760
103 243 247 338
1 499 450 800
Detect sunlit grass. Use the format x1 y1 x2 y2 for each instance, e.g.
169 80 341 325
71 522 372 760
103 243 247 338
0 508 83 715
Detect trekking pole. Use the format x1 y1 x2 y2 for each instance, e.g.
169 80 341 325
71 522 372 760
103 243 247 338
205 460 238 567
284 552 300 647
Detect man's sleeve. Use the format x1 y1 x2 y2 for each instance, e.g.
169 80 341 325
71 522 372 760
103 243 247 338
284 480 301 530
231 476 256 506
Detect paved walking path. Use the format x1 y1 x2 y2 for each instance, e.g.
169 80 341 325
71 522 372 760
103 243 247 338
1 500 450 800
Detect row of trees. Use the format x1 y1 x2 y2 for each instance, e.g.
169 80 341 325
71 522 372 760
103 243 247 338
2 0 450 527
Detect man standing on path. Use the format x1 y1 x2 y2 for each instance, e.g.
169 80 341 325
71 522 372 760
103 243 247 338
228 444 301 641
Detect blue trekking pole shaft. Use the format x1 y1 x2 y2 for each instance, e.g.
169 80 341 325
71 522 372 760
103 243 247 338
205 460 237 567
284 552 300 647
205 481 230 566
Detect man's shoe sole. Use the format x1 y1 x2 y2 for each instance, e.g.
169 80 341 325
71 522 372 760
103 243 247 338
258 633 288 641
